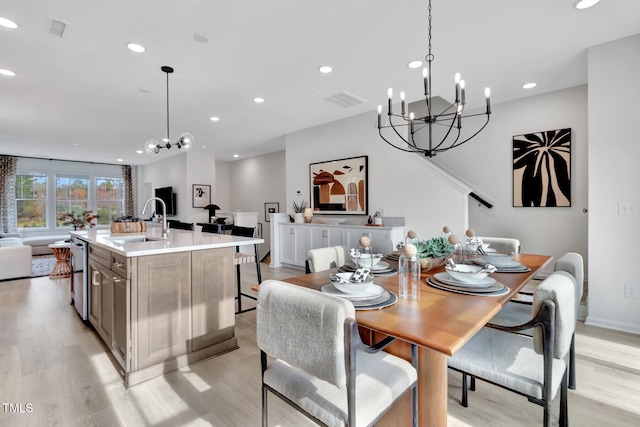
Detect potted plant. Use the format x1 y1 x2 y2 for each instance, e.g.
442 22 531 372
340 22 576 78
289 200 308 223
414 236 455 273
59 210 99 230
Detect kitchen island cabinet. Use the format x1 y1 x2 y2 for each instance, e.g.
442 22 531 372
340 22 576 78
73 228 261 387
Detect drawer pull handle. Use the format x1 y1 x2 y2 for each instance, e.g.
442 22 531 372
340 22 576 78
113 262 124 267
92 270 100 286
113 277 125 283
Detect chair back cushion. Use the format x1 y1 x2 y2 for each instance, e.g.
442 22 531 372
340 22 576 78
257 280 355 388
307 246 347 272
553 252 584 303
532 271 576 358
231 226 256 238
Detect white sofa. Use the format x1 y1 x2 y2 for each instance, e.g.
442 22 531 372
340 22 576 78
0 236 32 281
0 232 70 281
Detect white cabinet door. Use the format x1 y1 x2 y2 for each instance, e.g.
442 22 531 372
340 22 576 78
309 228 345 250
279 225 308 267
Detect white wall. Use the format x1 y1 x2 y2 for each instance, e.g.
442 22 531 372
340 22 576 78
430 86 589 277
221 151 287 257
587 34 640 334
136 151 216 224
284 109 469 240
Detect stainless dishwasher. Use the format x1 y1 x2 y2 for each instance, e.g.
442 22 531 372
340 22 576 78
70 237 88 321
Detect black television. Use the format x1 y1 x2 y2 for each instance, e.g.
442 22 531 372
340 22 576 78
154 186 176 216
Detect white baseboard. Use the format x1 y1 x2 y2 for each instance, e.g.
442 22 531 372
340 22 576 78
584 316 640 335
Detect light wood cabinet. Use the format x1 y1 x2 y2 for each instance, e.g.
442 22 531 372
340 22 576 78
87 242 238 387
191 248 235 351
134 252 191 370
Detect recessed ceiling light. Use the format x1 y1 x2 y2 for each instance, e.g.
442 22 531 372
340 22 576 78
116 158 124 162
0 17 18 29
127 43 146 53
573 0 600 10
210 116 220 122
233 154 239 158
136 150 143 154
522 82 537 89
193 33 209 43
253 97 265 103
71 143 79 146
318 65 333 74
139 87 150 93
0 69 16 77
162 138 169 142
407 60 422 69
201 145 207 149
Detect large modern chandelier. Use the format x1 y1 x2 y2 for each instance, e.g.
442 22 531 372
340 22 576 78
145 66 194 156
377 0 491 157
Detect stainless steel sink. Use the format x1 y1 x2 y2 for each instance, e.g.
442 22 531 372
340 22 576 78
105 235 164 244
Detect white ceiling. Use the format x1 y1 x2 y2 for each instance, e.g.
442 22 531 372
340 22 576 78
1 0 639 165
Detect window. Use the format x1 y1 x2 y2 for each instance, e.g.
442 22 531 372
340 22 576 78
96 176 125 224
16 172 47 228
56 175 89 227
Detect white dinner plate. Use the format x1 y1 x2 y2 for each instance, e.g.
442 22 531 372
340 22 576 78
471 257 523 268
433 272 497 288
321 283 387 301
427 278 509 296
345 261 392 271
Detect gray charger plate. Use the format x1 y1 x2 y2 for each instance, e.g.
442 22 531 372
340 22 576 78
427 277 509 296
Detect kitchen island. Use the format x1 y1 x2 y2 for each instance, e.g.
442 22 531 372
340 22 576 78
71 228 263 387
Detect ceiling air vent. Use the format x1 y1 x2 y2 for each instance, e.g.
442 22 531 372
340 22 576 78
49 18 67 37
324 91 366 108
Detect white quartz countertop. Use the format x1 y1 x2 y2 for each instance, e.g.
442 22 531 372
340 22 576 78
70 228 263 257
283 221 404 230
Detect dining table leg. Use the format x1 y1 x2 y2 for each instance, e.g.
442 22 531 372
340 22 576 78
418 346 448 426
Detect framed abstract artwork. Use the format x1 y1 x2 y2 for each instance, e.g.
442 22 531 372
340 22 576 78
192 184 211 208
513 128 571 207
264 202 279 222
310 155 368 215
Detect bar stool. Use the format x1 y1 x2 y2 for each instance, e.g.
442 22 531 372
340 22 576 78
48 241 72 279
230 226 261 314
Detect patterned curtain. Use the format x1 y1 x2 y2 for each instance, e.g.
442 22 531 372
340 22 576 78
122 165 134 217
0 156 18 233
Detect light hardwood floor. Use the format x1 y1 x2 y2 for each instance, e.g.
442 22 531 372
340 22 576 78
0 263 638 426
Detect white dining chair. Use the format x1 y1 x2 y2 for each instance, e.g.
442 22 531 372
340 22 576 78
257 279 418 427
477 236 522 254
489 252 584 389
448 271 575 427
306 245 348 273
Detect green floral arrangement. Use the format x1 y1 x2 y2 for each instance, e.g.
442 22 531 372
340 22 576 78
59 210 99 229
414 236 454 258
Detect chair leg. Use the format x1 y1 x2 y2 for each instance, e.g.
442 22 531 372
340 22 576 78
461 373 469 408
560 368 569 427
262 386 268 427
569 333 576 390
236 264 243 313
470 376 476 391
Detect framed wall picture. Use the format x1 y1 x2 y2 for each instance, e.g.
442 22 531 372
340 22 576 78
513 128 571 207
310 155 368 215
264 202 279 222
192 184 211 208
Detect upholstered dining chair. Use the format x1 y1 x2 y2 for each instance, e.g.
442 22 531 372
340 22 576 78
201 223 222 234
306 245 348 273
168 220 195 231
448 271 576 427
230 225 261 314
477 236 522 254
489 252 584 390
257 280 418 427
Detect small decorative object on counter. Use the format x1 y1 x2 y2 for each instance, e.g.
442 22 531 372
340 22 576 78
303 208 313 223
110 215 147 233
289 200 308 223
442 225 452 238
399 243 420 300
373 210 383 225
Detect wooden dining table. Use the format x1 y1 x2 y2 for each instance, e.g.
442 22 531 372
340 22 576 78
281 253 553 427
